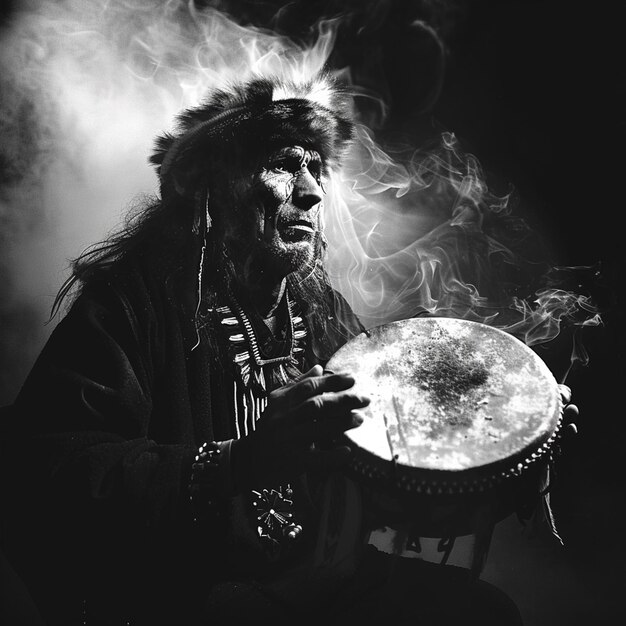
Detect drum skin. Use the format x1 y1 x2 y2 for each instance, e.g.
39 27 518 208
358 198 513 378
325 317 563 538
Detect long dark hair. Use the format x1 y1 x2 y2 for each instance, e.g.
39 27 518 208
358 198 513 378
49 177 343 357
49 192 193 320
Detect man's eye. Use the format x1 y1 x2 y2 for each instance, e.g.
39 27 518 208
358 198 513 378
266 149 323 180
271 157 299 173
307 161 322 179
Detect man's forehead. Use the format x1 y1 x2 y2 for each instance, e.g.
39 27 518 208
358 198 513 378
269 145 320 158
228 145 322 182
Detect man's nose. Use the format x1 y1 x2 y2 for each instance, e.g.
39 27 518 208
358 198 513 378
292 168 322 211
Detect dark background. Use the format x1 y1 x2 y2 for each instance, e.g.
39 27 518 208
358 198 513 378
1 1 624 624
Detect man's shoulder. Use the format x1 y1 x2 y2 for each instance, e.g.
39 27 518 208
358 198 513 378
82 249 173 302
297 283 365 363
325 286 363 331
64 252 176 340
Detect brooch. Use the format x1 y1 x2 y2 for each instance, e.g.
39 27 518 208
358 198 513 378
252 485 303 550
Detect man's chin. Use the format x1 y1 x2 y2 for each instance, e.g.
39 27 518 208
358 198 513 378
266 239 316 276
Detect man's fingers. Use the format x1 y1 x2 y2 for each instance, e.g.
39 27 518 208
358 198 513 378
286 371 358 405
563 403 579 421
558 384 572 405
294 364 324 382
562 402 579 438
299 391 370 421
557 384 580 436
297 405 365 443
560 402 580 440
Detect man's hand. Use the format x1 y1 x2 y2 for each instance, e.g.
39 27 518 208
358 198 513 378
558 383 580 439
231 365 369 490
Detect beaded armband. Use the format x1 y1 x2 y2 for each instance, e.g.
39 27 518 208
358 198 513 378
188 440 232 523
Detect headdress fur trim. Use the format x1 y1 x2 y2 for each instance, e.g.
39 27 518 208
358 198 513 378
150 72 355 197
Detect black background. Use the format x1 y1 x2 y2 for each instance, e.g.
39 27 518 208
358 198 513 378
1 1 624 624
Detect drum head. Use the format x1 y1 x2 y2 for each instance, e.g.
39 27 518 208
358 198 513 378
325 317 562 499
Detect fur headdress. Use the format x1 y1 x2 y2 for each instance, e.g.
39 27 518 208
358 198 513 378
150 71 355 199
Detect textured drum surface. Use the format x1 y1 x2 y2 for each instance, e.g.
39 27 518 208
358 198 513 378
325 317 562 492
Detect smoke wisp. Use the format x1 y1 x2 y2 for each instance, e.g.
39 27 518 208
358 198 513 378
0 0 600 402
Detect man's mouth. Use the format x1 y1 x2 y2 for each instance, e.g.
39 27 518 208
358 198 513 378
277 219 315 241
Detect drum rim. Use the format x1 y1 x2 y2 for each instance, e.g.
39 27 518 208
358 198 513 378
343 409 562 496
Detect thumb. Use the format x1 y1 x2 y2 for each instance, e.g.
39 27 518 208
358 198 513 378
295 364 324 382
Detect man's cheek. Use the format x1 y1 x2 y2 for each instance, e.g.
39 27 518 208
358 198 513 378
259 185 286 232
224 208 261 243
262 173 293 206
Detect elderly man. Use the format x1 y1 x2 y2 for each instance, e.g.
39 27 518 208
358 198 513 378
1 72 570 625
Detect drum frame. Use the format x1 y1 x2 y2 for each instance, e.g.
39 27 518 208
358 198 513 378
344 410 562 539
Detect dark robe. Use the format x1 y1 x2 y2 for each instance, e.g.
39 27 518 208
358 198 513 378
0 247 524 626
0 249 363 625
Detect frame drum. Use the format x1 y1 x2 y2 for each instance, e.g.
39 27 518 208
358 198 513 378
325 317 563 539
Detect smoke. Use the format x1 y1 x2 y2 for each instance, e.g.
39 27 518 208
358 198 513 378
0 0 336 286
0 0 600 402
325 127 601 361
0 0 338 401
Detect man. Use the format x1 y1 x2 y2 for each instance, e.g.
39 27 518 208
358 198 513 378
1 71 573 625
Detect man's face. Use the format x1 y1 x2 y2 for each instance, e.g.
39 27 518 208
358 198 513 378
223 145 325 279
